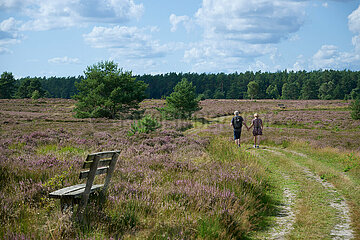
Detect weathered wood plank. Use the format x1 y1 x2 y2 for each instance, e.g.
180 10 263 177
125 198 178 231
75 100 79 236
49 184 86 198
82 159 112 169
63 184 103 197
49 150 120 218
79 166 109 179
87 151 119 159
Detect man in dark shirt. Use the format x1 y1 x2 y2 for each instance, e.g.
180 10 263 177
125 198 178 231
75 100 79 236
230 111 248 147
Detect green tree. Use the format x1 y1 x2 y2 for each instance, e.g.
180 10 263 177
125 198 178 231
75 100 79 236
73 61 147 119
247 81 260 99
350 98 360 120
282 82 300 100
318 81 335 100
15 78 46 98
350 87 360 100
161 78 201 119
266 84 279 99
128 115 161 135
301 78 318 100
213 89 225 99
31 90 41 100
0 72 16 99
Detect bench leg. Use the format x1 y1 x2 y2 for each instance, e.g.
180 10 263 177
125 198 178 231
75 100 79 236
60 198 74 213
76 193 90 223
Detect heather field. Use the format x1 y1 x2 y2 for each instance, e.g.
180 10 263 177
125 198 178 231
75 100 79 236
0 98 359 239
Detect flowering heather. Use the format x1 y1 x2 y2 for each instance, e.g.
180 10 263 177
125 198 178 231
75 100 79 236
1 98 358 238
0 98 272 239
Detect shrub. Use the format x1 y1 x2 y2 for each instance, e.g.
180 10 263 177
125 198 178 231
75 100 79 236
159 78 201 119
73 61 147 119
128 115 161 135
350 98 360 120
31 90 40 100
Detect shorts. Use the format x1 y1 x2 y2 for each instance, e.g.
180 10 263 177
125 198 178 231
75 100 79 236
234 129 241 140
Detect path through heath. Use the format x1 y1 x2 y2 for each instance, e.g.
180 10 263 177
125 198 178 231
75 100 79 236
251 147 354 239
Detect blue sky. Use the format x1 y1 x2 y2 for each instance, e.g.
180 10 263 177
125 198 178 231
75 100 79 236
0 0 360 78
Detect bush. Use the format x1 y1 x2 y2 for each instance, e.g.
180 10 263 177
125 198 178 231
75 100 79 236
128 115 161 135
31 90 40 100
159 78 201 119
350 98 360 120
73 61 147 119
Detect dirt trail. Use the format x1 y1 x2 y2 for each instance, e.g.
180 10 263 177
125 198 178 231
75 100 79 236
265 175 297 240
283 149 354 240
261 147 354 239
188 116 355 239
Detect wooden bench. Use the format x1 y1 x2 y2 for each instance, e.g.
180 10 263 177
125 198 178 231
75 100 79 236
49 150 120 220
277 104 286 109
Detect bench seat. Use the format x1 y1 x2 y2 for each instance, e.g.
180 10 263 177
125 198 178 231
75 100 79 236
49 184 104 198
48 150 120 221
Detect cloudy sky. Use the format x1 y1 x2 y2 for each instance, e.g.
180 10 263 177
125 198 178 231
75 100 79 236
0 0 360 77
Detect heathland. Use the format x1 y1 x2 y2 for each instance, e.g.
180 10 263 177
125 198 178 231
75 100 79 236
0 98 359 239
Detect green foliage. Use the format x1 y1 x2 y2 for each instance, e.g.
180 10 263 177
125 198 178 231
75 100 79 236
160 78 201 119
43 168 72 190
343 153 360 172
73 61 148 119
41 76 83 98
282 82 300 99
351 87 360 100
266 84 279 99
350 98 360 120
198 216 221 239
213 89 225 99
247 81 260 99
5 70 360 101
31 90 40 100
318 81 335 100
128 115 161 135
301 78 319 99
0 72 16 99
15 78 47 99
106 201 140 237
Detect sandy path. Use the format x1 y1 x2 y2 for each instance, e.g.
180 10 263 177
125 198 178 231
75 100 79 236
268 147 355 239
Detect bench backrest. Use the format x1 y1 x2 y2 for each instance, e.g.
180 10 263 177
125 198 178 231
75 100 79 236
80 150 120 196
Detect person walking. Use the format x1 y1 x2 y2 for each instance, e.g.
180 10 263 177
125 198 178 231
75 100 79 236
248 113 263 148
230 111 248 147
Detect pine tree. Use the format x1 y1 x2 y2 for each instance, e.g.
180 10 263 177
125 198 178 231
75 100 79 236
73 61 147 119
161 78 201 119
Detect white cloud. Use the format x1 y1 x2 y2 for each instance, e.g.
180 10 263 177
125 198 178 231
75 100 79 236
308 4 360 71
348 5 360 51
4 0 144 31
0 0 23 9
169 14 191 32
312 45 360 70
182 0 306 71
83 25 170 59
195 0 305 44
48 56 80 64
0 17 23 54
0 46 12 54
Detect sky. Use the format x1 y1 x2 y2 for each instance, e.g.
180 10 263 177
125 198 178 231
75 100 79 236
0 0 360 78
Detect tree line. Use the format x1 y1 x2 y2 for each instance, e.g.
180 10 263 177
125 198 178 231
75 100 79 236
1 69 360 100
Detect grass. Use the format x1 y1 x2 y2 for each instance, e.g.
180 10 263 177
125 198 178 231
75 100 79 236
250 145 339 239
1 98 359 239
285 142 360 238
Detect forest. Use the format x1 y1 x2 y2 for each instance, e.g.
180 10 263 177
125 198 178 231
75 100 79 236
1 69 360 100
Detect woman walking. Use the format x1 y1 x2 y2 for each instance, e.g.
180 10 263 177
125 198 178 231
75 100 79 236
248 113 263 148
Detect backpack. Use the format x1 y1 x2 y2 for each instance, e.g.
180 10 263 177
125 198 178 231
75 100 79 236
233 116 243 129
